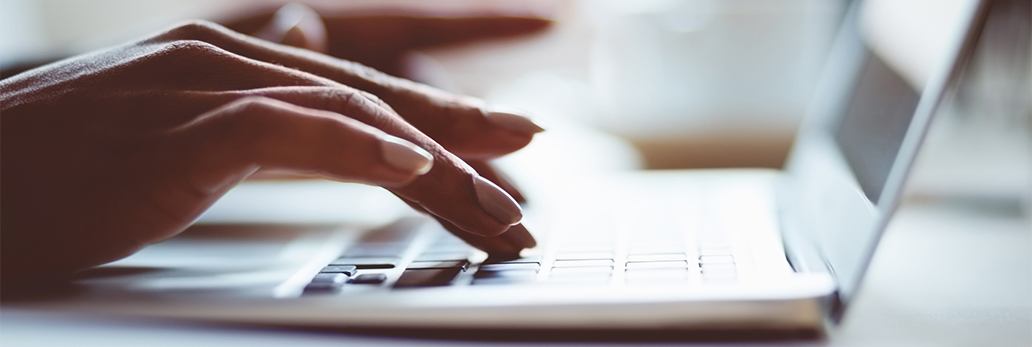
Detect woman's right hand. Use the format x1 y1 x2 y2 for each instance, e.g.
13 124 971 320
0 20 543 281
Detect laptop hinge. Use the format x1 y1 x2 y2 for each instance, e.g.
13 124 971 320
774 174 835 276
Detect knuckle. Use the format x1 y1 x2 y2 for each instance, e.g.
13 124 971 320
306 109 359 145
307 111 344 133
316 87 355 111
231 95 278 110
162 39 223 58
342 60 406 93
335 88 404 127
158 20 225 42
359 91 399 114
141 21 244 66
219 97 280 141
141 38 230 65
358 90 385 106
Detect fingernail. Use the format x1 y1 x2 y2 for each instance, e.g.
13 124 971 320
485 111 545 134
380 137 433 175
281 24 309 49
501 223 537 249
473 176 523 225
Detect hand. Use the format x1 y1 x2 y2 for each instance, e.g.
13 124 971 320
232 3 541 204
222 2 553 76
0 20 544 282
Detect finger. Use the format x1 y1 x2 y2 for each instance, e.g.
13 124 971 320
224 86 522 236
160 96 433 206
467 159 526 204
330 14 553 49
398 197 535 256
221 7 554 75
252 3 328 53
320 14 553 74
153 21 544 159
440 218 537 256
132 37 328 92
246 169 320 181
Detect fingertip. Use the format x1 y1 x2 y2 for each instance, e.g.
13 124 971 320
260 2 328 52
472 175 523 229
424 213 521 255
500 223 537 249
467 160 527 204
506 15 555 33
429 108 541 157
281 25 313 51
379 136 433 175
485 110 545 135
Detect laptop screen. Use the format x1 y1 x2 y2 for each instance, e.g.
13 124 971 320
834 49 921 204
785 0 985 312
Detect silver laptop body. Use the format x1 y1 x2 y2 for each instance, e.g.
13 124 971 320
11 0 988 337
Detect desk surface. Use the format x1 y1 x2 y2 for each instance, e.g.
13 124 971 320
3 199 1029 346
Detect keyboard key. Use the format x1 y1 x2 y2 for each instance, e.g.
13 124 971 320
414 252 470 262
552 259 614 268
698 247 733 256
625 260 688 270
547 277 610 284
330 257 399 269
394 268 463 288
700 263 737 275
555 252 614 260
471 269 537 285
349 273 388 284
549 267 613 276
479 263 540 272
319 265 357 276
625 269 690 283
548 267 612 283
702 273 738 282
484 254 541 264
699 255 735 264
407 260 468 270
311 273 348 284
473 268 537 279
304 282 342 293
626 253 687 262
305 273 348 293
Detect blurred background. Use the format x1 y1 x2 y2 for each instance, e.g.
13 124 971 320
1 0 1028 206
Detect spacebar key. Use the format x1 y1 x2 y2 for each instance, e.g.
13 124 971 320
393 268 463 288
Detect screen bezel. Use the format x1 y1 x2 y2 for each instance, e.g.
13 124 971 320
780 0 988 317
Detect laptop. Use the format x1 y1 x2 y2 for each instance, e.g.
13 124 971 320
7 0 988 339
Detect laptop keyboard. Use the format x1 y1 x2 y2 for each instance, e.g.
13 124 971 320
303 213 742 294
